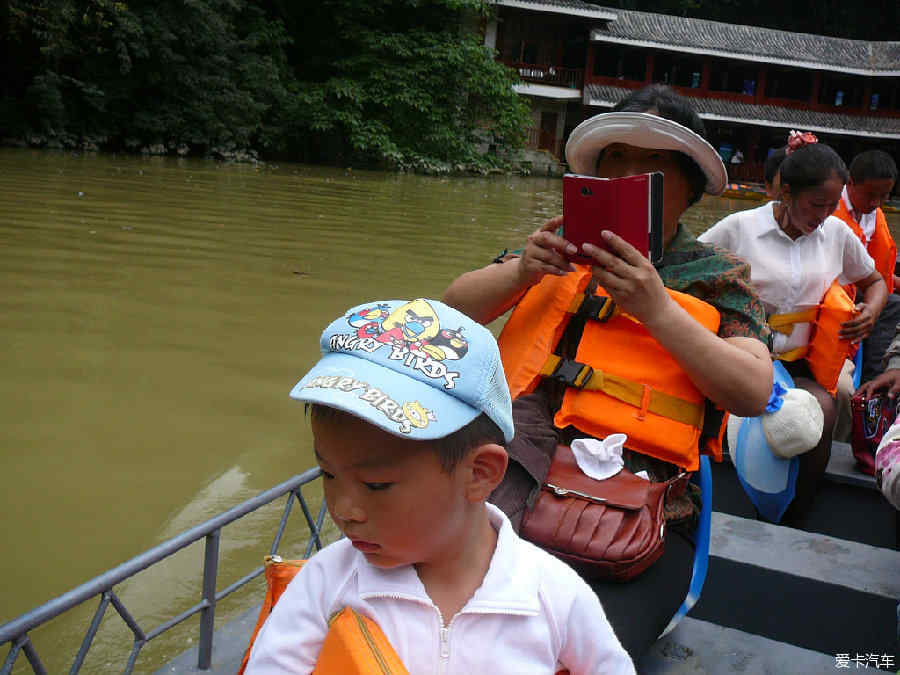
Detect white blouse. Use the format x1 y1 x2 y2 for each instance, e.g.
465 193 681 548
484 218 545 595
699 201 874 354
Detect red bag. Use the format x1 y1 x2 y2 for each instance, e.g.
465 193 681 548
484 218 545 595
850 393 899 476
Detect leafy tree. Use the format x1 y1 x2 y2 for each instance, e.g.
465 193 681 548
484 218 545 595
2 0 531 169
4 0 296 152
271 0 531 169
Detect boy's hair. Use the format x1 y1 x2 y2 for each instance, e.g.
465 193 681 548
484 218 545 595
764 147 787 185
779 143 848 195
308 404 505 473
610 84 708 206
850 150 898 184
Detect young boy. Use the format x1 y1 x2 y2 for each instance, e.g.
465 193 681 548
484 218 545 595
833 149 899 294
245 298 635 674
833 150 900 386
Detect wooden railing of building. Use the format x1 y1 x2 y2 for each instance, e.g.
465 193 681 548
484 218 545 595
508 62 584 90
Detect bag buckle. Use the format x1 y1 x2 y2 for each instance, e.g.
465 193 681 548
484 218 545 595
548 359 594 389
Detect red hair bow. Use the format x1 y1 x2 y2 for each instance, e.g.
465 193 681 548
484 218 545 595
786 130 818 155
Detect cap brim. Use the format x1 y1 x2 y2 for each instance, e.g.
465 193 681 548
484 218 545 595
565 112 728 195
290 352 480 440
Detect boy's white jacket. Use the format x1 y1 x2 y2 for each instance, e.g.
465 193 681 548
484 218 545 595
245 503 635 675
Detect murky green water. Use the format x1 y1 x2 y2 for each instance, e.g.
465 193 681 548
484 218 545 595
2 148 898 672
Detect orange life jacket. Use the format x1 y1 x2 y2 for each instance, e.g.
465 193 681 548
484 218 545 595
498 266 725 471
833 200 896 294
768 281 857 395
239 556 409 675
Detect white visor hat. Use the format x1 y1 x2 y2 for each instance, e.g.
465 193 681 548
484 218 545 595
565 111 728 196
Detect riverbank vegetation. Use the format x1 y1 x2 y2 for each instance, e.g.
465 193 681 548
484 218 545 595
1 0 531 171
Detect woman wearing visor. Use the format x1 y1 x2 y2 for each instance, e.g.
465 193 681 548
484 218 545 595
443 85 772 659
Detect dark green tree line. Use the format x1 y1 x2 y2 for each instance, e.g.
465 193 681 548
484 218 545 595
1 0 530 169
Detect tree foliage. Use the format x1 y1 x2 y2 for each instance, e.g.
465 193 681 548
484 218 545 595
279 0 530 169
1 0 531 169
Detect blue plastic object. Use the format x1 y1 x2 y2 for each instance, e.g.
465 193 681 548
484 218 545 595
660 454 712 637
731 360 800 523
852 344 863 390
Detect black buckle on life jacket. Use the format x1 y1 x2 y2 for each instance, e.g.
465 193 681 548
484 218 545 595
577 295 617 322
548 358 594 389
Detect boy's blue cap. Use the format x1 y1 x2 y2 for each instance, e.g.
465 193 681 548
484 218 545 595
290 299 514 443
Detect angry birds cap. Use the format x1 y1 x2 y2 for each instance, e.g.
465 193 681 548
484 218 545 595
290 299 514 442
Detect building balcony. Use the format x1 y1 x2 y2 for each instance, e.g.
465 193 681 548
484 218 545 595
506 62 584 90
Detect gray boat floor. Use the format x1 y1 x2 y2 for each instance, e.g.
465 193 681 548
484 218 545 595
158 442 900 674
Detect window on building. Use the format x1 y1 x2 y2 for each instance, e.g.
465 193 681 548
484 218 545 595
818 74 864 108
652 51 704 88
593 43 646 81
868 77 899 111
764 66 812 101
708 58 759 95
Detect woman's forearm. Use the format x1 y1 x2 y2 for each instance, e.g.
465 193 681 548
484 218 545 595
645 299 773 416
442 259 532 324
862 275 888 317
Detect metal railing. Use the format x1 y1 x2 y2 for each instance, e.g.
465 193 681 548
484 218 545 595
0 468 328 674
510 63 583 90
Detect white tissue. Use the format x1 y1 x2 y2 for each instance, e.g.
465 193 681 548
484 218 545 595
570 435 626 481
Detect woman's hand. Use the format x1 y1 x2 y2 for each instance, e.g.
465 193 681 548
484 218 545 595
839 302 876 344
517 215 576 287
856 369 900 399
582 230 674 325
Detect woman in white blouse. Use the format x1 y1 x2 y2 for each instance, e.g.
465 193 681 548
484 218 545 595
700 137 887 521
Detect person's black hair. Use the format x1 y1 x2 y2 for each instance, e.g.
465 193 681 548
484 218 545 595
849 150 898 184
306 404 505 473
764 147 787 185
609 84 708 206
779 143 848 195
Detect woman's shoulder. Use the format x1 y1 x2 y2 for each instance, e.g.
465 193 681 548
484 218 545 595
822 214 869 248
666 226 752 279
822 213 857 236
716 201 771 229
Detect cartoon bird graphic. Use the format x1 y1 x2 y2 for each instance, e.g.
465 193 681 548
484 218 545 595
421 327 469 361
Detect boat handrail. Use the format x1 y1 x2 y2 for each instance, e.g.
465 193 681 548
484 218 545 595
0 467 327 674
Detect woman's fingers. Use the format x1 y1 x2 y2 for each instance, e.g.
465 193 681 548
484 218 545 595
857 370 900 399
839 305 874 341
599 230 647 266
519 216 576 285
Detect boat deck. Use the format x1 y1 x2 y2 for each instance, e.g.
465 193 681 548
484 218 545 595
158 442 900 674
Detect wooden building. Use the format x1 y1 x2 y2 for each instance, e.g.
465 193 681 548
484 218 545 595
485 1 900 184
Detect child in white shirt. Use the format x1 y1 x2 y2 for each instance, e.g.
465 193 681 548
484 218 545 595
245 298 634 674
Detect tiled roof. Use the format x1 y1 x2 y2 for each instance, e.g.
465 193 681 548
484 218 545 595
493 0 615 19
591 6 900 75
495 0 900 75
583 83 900 139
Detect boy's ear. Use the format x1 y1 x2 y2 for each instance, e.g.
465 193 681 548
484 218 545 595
463 443 508 503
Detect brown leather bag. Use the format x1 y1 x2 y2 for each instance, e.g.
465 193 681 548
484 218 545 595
520 445 688 582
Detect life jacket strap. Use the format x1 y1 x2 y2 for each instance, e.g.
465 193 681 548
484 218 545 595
768 308 818 336
539 355 704 427
567 293 619 322
775 346 809 362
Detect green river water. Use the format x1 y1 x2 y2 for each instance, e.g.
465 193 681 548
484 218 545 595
2 148 898 672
